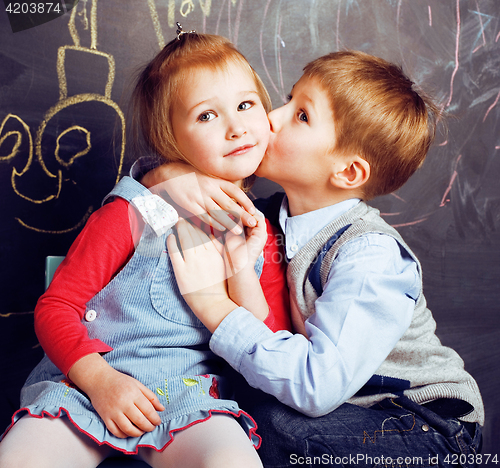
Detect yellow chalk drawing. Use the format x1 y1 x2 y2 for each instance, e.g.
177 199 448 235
0 114 33 164
4 0 126 234
55 126 91 169
168 0 176 28
156 0 215 30
57 46 116 100
148 0 165 48
180 0 195 17
16 207 93 233
196 0 212 17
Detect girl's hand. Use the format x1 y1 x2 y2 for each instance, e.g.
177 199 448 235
68 354 165 439
167 219 239 333
225 212 270 322
224 211 267 276
141 162 258 234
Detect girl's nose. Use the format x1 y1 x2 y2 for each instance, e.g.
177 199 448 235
226 117 246 140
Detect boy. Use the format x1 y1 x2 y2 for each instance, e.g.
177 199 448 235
146 51 484 465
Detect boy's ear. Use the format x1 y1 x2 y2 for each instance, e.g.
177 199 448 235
330 156 370 190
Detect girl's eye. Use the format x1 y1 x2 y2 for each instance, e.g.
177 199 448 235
238 101 253 111
198 111 216 122
298 110 308 123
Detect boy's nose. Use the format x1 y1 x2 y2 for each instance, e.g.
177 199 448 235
268 106 284 133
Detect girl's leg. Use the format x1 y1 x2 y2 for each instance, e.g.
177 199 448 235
139 414 263 468
0 415 113 468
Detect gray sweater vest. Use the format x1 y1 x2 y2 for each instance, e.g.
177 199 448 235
287 201 484 424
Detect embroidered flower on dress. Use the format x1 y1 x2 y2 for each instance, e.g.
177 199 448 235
209 377 219 399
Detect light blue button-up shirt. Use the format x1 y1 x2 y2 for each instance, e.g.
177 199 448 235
210 197 420 417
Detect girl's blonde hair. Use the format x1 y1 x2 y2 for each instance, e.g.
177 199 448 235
303 50 440 199
131 33 271 191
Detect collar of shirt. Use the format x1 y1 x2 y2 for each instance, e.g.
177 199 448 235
278 197 360 260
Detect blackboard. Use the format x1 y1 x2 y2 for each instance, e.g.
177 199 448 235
1 0 499 455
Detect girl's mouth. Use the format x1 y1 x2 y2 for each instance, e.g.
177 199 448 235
224 144 255 157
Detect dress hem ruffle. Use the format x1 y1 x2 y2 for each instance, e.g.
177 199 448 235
3 404 261 454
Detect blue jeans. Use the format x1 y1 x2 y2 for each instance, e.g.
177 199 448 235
253 396 482 467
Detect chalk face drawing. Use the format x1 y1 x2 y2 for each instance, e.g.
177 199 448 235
3 1 125 234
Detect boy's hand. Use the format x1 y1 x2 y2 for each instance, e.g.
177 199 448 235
167 219 239 333
68 355 165 439
142 162 258 234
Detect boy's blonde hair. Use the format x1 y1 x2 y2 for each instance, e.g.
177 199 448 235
132 33 272 190
303 51 439 199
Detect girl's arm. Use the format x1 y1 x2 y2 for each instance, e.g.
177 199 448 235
35 199 164 438
224 211 269 322
34 199 135 374
141 162 258 233
68 353 164 439
167 218 237 333
167 216 270 331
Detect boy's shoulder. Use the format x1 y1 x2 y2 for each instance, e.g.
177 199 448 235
254 192 286 229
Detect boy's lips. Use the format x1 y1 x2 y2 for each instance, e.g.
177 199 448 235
224 144 255 157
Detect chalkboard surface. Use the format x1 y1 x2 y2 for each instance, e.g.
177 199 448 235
1 0 499 454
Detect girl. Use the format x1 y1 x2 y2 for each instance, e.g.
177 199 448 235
0 30 290 468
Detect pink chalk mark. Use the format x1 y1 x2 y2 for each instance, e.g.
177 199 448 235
215 0 224 35
472 1 486 53
439 154 462 207
446 0 461 108
233 0 244 46
259 0 282 100
380 212 403 217
496 31 500 42
391 217 429 228
227 0 232 42
336 2 342 50
277 14 286 102
390 192 406 203
428 5 432 27
483 89 500 122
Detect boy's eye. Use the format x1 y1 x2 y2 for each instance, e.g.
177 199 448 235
198 111 216 122
298 110 308 123
238 101 253 111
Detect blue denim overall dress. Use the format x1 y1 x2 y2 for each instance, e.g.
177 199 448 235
7 176 262 454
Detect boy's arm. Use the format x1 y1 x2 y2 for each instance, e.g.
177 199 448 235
210 234 418 417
